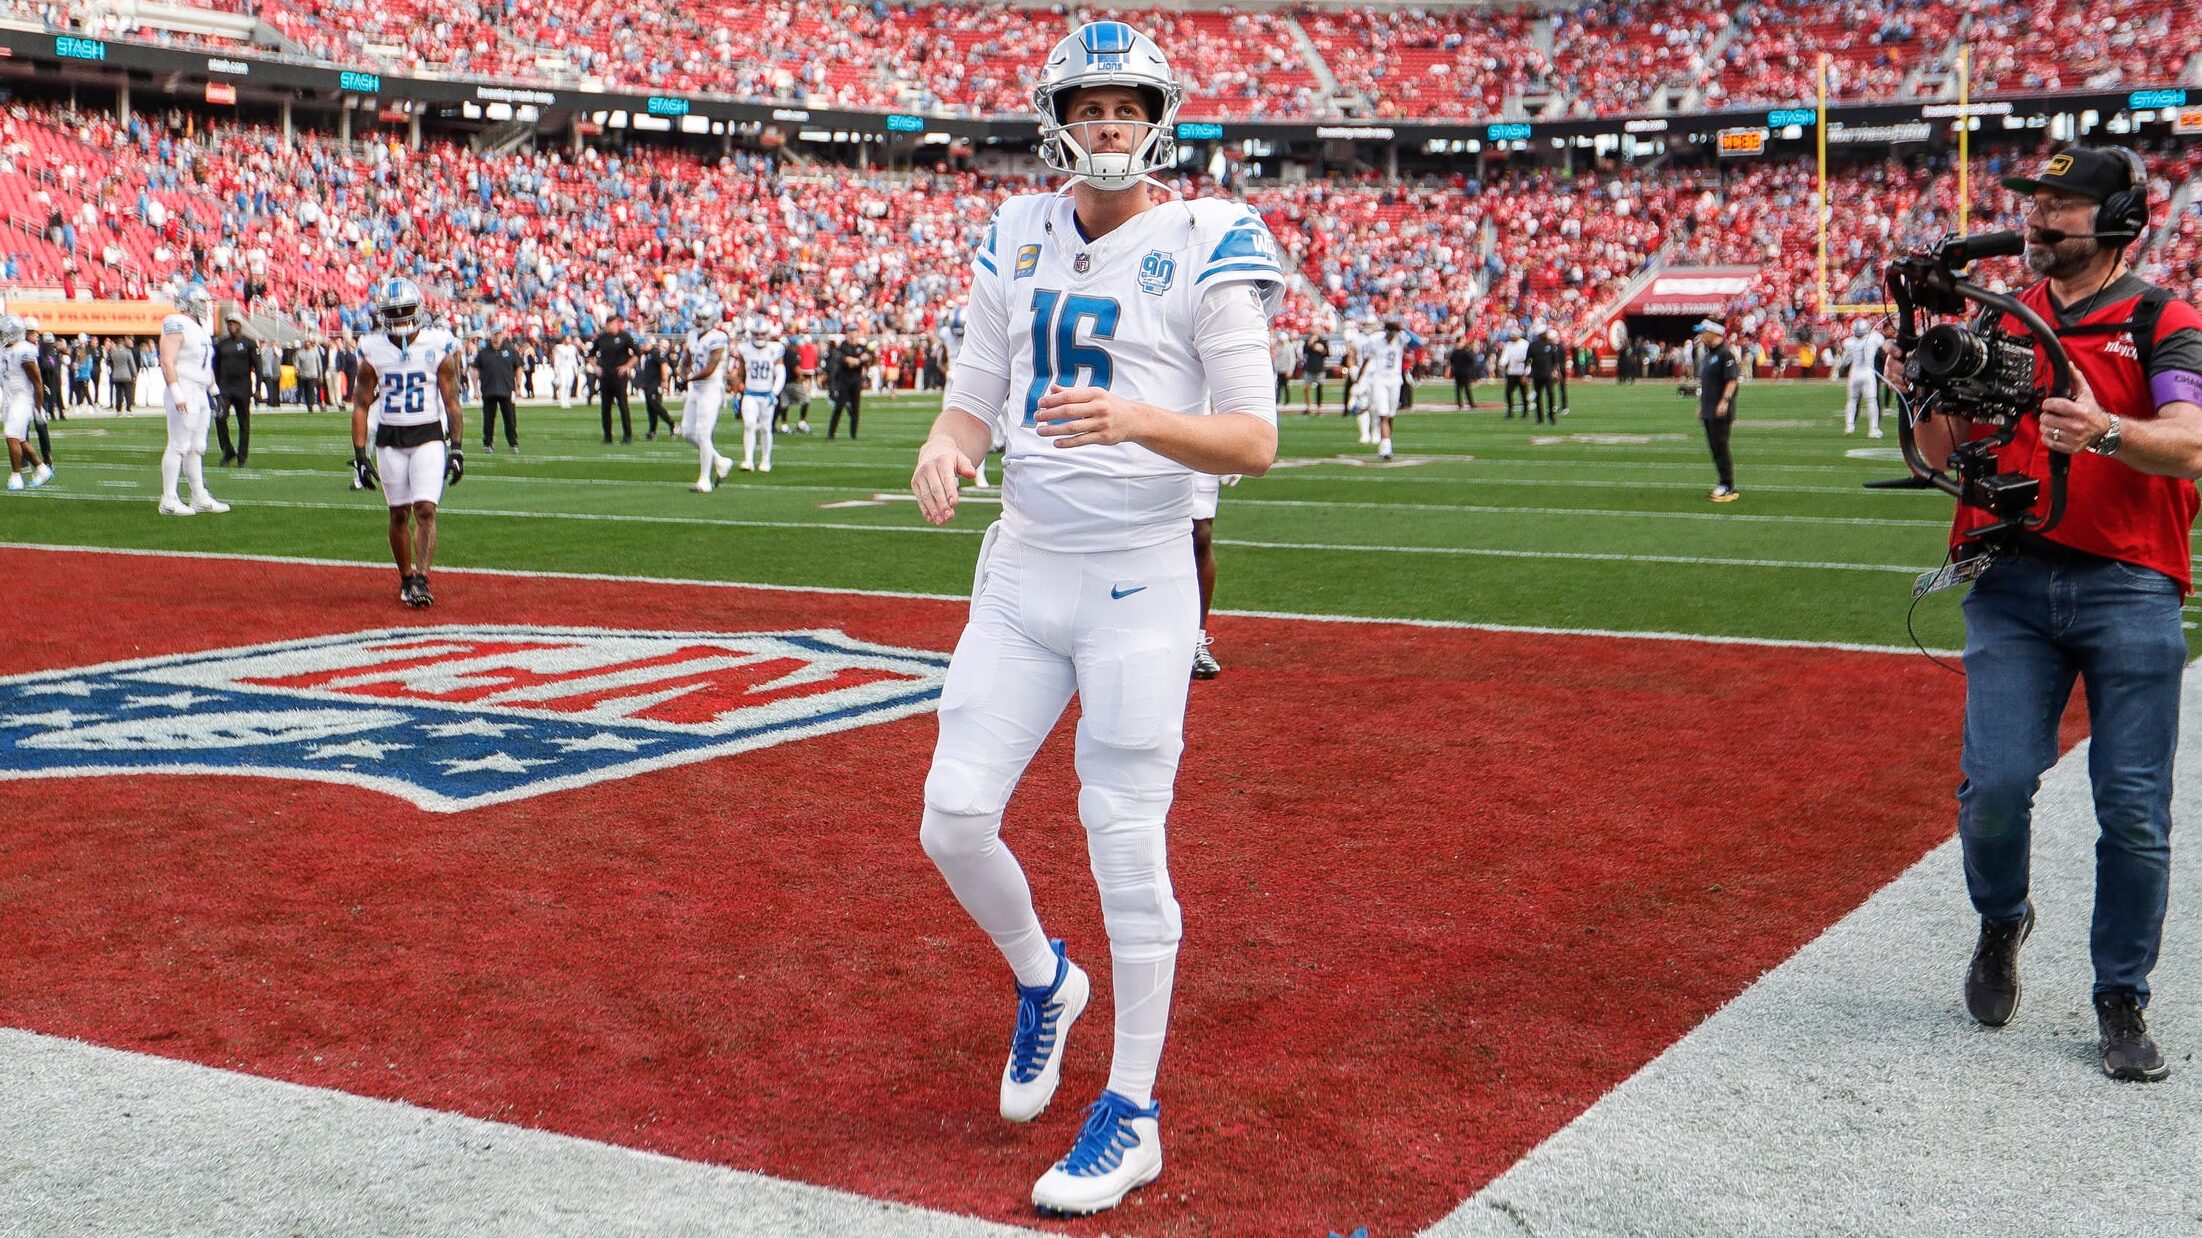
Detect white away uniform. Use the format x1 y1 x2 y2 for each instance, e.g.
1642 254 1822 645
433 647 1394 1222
682 326 732 486
921 190 1282 1106
2 340 38 441
1840 329 1885 435
552 340 580 406
1364 331 1407 423
160 310 218 507
362 327 458 507
735 338 785 470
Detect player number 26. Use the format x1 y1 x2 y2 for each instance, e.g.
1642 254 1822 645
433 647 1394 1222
380 370 429 415
1023 289 1119 425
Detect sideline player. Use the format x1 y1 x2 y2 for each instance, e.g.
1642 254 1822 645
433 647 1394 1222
157 284 227 515
3 318 50 491
907 21 1281 1216
351 278 463 607
1367 316 1409 460
680 310 736 491
1838 317 1886 437
734 317 784 473
551 332 580 408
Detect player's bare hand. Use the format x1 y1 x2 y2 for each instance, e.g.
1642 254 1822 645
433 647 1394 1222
2040 370 2109 455
912 437 977 524
1035 385 1151 448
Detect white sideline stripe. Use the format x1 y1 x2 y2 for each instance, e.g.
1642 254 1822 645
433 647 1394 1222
4 495 1934 573
34 462 1953 527
0 1030 1043 1237
1423 668 2202 1238
0 543 1961 656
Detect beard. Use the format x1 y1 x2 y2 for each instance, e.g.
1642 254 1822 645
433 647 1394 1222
2024 235 2098 279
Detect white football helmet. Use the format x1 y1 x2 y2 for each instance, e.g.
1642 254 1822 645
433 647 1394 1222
1852 318 1870 337
1033 22 1182 192
180 284 212 321
373 277 425 341
0 316 21 347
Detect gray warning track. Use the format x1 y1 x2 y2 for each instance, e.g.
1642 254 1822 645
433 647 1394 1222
1427 678 2202 1237
0 1032 1038 1237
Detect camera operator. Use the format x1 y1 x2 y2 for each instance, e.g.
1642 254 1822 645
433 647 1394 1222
1886 147 2202 1083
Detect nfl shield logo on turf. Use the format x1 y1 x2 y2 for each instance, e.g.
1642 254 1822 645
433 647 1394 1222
0 626 950 812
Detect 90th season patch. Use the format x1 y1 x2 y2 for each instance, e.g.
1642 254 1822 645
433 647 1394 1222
0 626 950 812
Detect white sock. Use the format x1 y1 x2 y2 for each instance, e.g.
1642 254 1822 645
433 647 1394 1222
759 429 773 468
1103 948 1176 1107
1867 407 1881 435
919 807 1058 987
696 438 714 484
1378 435 1392 455
974 459 989 488
742 425 756 467
1356 410 1370 440
185 453 208 499
160 449 182 500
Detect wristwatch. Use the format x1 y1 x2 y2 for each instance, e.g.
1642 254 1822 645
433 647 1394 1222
2087 414 2123 457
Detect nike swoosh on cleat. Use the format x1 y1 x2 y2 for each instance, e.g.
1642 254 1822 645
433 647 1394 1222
1110 585 1147 600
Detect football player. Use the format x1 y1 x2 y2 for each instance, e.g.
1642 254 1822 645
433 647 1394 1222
681 308 735 491
1838 317 1886 437
734 316 784 473
2 317 51 491
1367 316 1409 460
157 284 227 515
907 20 1281 1216
352 278 464 607
551 332 580 408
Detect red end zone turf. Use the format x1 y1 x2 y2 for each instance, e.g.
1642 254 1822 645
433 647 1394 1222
0 547 2020 1235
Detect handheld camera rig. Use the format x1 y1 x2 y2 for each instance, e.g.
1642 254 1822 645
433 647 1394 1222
1867 230 2076 543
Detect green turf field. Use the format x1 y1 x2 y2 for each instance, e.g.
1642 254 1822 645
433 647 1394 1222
13 380 2194 650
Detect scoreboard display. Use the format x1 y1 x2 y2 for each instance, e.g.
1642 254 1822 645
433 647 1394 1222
1717 128 1768 157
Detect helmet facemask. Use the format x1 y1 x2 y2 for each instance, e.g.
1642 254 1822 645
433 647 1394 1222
1034 23 1184 194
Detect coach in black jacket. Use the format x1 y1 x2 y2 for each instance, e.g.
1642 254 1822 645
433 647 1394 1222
475 326 521 451
212 314 258 465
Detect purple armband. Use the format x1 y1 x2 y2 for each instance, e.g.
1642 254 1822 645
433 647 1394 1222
2152 369 2202 409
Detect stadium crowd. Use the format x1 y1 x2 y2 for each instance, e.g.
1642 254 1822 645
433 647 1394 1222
24 0 2202 122
0 99 2197 384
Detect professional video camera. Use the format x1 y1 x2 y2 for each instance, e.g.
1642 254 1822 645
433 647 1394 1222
1869 230 2077 542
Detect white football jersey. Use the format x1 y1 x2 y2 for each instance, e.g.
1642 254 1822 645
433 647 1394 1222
2 340 40 404
687 327 729 383
552 341 580 371
1365 331 1408 382
736 339 784 395
1840 331 1884 378
360 327 459 429
162 312 215 386
961 191 1284 554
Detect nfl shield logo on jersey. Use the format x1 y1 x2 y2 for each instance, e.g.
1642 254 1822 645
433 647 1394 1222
1074 252 1092 275
0 626 949 812
1138 251 1177 296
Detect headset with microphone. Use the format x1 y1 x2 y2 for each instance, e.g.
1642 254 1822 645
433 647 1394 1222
2027 146 2150 246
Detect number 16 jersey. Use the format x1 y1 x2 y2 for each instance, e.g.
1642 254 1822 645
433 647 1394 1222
959 191 1283 553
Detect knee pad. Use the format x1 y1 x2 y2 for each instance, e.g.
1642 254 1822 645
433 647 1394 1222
1085 816 1181 955
918 802 1003 864
922 752 1016 820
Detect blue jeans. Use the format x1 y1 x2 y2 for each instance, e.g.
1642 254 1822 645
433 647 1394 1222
1958 550 2186 1002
